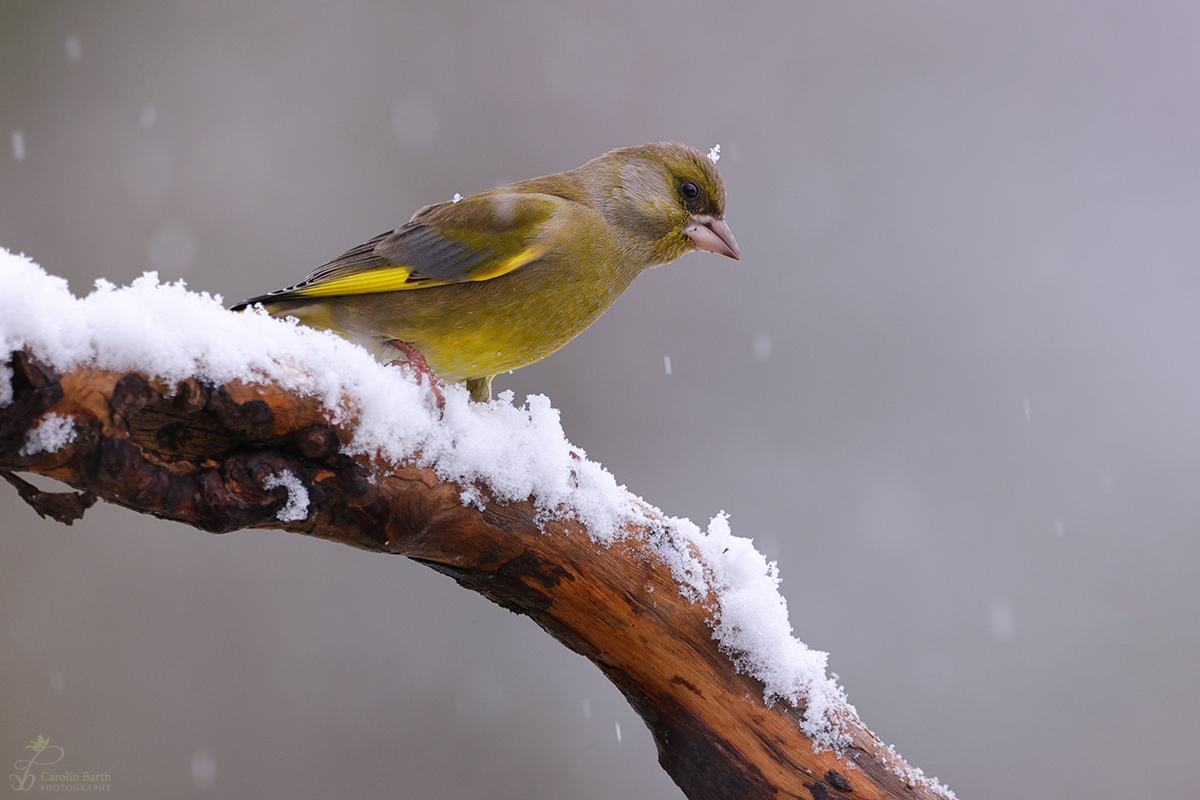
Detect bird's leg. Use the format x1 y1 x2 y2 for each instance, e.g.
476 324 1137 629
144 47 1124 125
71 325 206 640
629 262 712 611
386 339 445 409
464 376 493 403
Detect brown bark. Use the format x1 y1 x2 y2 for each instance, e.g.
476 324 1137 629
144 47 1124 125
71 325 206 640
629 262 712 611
1 349 954 800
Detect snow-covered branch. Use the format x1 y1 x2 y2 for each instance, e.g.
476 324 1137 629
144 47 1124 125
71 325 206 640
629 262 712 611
0 251 955 800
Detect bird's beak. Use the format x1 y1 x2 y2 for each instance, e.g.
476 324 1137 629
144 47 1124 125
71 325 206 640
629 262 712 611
685 216 740 260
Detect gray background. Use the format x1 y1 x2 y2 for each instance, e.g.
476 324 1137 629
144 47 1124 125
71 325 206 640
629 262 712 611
3 1 1198 797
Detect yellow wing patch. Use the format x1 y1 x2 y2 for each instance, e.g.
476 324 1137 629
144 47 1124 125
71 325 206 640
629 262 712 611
289 266 420 297
468 245 545 282
287 245 545 297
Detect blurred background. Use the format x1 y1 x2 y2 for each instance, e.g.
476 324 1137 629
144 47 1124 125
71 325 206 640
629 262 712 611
3 1 1199 797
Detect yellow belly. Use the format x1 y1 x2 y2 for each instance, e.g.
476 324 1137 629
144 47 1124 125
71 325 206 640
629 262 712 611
276 255 640 384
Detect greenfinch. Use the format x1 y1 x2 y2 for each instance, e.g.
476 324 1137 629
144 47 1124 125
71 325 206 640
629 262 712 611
231 142 739 401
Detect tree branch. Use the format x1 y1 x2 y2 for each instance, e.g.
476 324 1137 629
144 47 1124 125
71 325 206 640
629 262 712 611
1 348 955 800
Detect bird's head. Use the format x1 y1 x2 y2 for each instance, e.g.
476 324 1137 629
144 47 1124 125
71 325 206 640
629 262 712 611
586 142 740 266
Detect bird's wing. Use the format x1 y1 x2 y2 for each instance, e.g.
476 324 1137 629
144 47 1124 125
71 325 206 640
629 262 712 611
241 193 561 304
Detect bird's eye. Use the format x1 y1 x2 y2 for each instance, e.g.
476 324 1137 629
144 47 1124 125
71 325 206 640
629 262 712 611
680 181 701 200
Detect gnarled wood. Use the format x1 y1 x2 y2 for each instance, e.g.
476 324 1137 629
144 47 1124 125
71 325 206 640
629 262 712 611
1 349 954 800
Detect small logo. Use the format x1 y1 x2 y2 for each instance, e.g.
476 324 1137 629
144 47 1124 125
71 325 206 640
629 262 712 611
10 735 64 792
9 736 110 792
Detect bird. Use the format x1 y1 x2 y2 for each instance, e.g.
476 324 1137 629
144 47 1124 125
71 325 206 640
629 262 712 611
230 142 739 402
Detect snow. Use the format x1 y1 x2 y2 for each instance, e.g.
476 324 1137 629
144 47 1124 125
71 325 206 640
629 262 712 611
262 471 311 522
707 144 721 164
64 35 82 64
882 744 958 799
19 412 76 456
652 513 854 745
0 248 859 750
189 749 217 790
752 331 772 363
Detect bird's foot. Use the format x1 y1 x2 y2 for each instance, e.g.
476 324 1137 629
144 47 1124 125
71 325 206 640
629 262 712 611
387 340 445 410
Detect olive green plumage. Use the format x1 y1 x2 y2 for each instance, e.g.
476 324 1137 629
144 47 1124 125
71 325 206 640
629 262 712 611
231 142 739 401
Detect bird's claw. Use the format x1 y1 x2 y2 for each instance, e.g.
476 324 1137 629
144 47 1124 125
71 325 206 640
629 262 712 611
387 340 446 410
